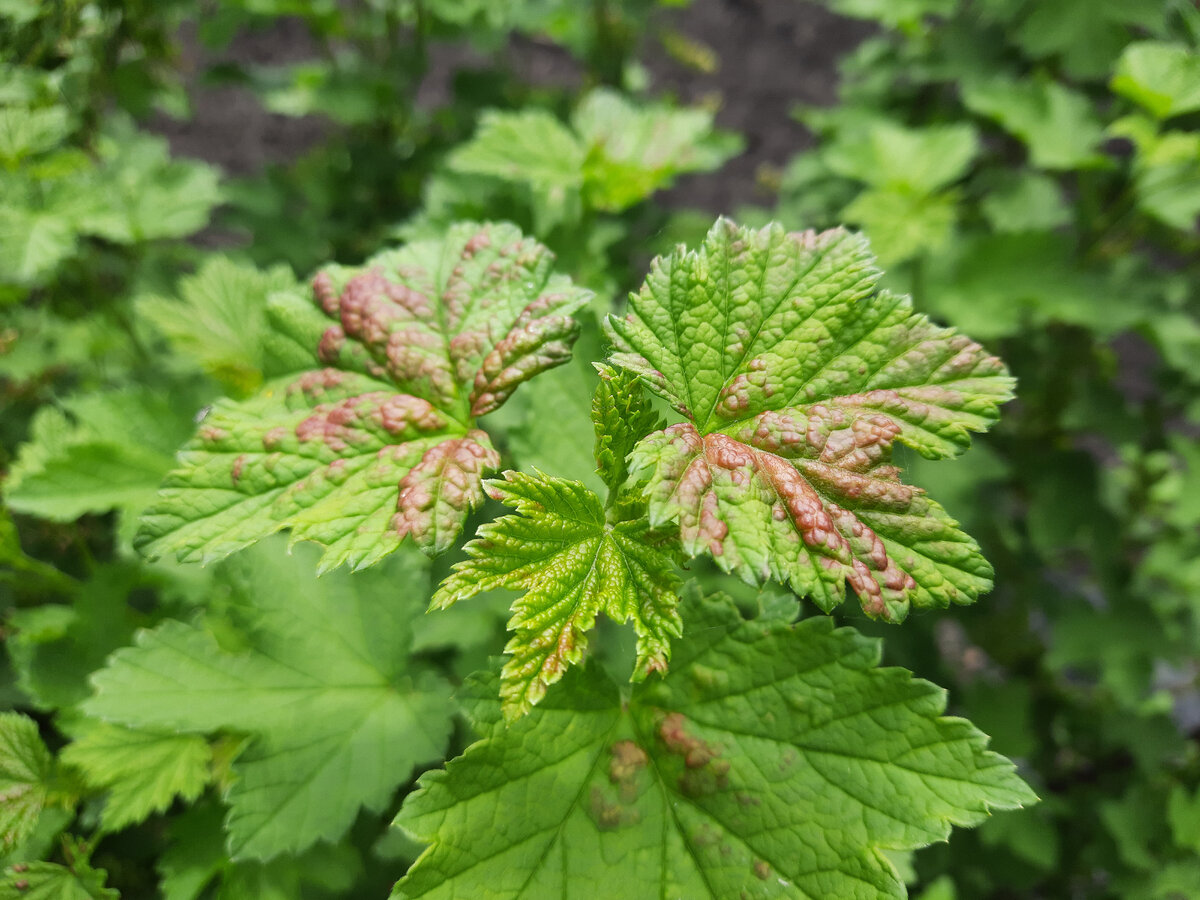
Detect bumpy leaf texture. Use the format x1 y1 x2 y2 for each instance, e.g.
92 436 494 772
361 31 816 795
393 589 1035 899
433 471 681 721
137 222 591 570
606 219 1013 621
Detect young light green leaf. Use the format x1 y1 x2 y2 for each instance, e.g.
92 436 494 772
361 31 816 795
841 186 959 265
0 860 118 900
59 723 211 833
825 120 979 194
448 90 739 224
448 108 585 201
0 206 76 286
0 714 54 849
84 541 452 860
136 222 592 570
432 471 681 720
394 589 1036 899
571 89 741 212
1112 42 1200 120
606 219 1012 620
979 171 1070 233
4 388 197 548
73 127 220 244
963 77 1105 170
137 256 300 395
592 363 664 496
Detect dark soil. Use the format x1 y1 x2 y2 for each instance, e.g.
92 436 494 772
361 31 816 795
151 0 870 212
646 0 872 213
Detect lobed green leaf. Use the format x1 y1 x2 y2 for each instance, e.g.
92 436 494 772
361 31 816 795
0 713 54 850
394 589 1036 898
137 222 591 570
606 219 1012 620
432 471 681 720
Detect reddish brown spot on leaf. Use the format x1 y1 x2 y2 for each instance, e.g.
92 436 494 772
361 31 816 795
392 429 500 554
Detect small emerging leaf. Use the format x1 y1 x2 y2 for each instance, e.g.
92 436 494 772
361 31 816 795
592 363 664 496
432 471 681 720
137 222 591 570
606 219 1012 620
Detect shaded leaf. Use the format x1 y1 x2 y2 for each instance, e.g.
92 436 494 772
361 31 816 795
1112 42 1200 120
84 540 452 861
432 472 681 719
4 388 197 548
963 77 1105 170
0 714 53 849
60 723 211 833
394 589 1035 898
607 219 1011 620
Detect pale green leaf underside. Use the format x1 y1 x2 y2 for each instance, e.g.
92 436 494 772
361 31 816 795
394 590 1036 899
137 222 591 569
433 471 681 720
84 541 452 861
606 219 1011 620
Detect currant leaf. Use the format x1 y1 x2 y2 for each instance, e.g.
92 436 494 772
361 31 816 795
606 219 1013 620
59 723 211 833
0 859 118 900
393 589 1036 899
448 89 739 219
0 713 54 849
83 540 453 861
136 222 591 570
431 471 681 721
592 363 664 497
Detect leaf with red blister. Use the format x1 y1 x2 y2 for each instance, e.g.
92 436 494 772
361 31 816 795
137 222 591 571
608 219 1012 620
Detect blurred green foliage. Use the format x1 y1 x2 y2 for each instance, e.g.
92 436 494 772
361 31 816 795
1 0 1198 897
